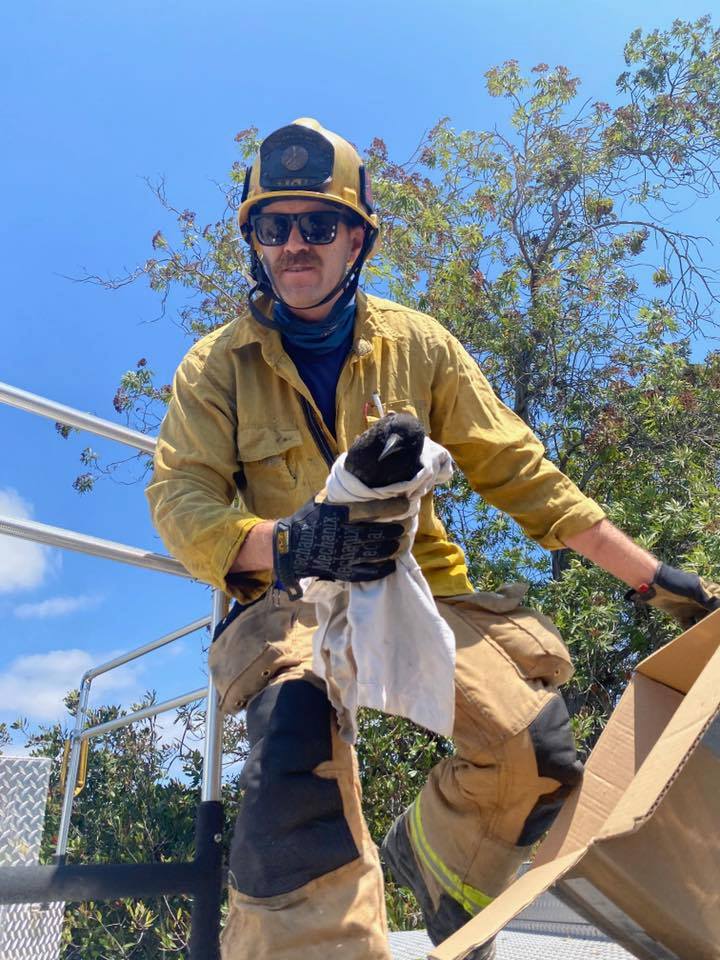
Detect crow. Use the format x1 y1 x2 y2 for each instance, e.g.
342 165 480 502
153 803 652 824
344 412 425 487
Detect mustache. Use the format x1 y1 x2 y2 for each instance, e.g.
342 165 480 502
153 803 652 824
277 252 321 270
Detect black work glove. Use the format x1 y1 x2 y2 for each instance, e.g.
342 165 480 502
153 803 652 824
626 562 720 629
273 494 411 600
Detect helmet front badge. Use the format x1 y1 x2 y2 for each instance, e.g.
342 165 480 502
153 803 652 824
281 145 309 172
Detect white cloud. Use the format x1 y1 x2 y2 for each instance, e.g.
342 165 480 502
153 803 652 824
0 489 57 594
0 649 144 722
14 594 102 620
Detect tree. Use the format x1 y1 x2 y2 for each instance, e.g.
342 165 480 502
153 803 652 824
360 16 720 738
51 13 720 937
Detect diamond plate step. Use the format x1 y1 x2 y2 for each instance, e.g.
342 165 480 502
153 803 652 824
0 756 64 959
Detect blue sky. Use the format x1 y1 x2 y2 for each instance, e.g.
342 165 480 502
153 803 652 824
0 1 716 747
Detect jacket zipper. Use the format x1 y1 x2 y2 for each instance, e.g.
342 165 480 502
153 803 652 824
300 395 335 469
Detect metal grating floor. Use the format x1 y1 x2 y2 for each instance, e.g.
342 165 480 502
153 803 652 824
388 882 636 960
389 929 636 960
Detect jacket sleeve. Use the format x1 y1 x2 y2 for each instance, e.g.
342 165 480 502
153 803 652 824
145 348 272 603
428 334 606 549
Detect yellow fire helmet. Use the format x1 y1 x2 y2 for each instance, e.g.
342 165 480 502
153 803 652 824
238 117 379 243
238 118 380 328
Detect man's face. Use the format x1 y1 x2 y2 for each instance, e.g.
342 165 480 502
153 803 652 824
254 198 365 320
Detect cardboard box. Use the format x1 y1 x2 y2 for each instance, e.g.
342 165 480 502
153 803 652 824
431 608 720 960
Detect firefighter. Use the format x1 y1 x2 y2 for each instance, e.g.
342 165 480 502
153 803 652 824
146 118 720 960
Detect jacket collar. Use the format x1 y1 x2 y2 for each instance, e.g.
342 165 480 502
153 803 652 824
228 289 397 361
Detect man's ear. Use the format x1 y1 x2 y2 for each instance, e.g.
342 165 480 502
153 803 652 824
349 225 365 260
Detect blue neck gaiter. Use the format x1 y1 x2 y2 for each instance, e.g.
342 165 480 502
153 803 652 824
272 299 356 354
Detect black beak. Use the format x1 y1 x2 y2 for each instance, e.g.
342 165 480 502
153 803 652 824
378 433 402 462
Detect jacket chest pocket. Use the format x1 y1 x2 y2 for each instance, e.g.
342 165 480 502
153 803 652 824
237 426 304 518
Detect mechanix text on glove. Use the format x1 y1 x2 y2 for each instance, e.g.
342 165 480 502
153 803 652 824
273 495 411 600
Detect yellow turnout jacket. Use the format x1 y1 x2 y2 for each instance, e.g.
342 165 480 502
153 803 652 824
146 291 606 603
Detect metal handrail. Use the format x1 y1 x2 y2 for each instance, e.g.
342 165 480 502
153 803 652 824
79 688 207 741
0 515 189 577
0 381 156 453
58 616 212 798
82 616 211 682
55 615 213 854
0 381 228 959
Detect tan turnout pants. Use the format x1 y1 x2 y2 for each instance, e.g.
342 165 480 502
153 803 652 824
220 591 577 960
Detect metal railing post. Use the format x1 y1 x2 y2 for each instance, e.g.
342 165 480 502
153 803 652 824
201 590 227 804
189 589 228 960
55 677 93 861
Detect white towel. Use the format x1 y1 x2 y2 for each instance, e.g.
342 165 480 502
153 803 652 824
301 437 456 744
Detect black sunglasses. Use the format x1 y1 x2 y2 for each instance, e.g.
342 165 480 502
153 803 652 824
250 210 351 246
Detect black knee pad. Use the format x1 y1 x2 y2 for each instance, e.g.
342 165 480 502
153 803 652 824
517 694 584 846
229 679 359 897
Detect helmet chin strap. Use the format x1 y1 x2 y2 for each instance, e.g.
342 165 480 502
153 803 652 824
247 228 377 335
